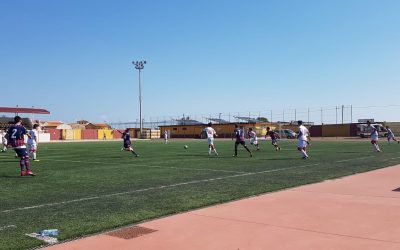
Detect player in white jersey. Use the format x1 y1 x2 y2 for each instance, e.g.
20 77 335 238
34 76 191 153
164 130 169 144
202 123 218 156
297 120 311 159
0 130 7 152
367 121 380 152
27 124 40 161
385 126 399 144
247 128 260 150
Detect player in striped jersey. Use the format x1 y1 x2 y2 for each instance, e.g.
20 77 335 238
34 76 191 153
6 116 36 176
233 124 252 157
265 127 281 151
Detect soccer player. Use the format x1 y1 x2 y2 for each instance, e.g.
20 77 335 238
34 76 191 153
233 124 252 157
6 116 36 176
27 124 40 161
265 127 281 151
297 120 311 159
367 121 380 152
1 130 7 152
202 122 218 156
164 130 169 144
386 126 399 144
121 128 139 157
248 128 260 150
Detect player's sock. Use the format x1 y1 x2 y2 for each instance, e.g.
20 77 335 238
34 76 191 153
234 144 238 156
375 144 380 152
25 157 31 170
213 149 218 156
131 150 138 156
208 148 212 155
33 152 37 160
20 158 26 172
244 145 252 156
301 150 308 158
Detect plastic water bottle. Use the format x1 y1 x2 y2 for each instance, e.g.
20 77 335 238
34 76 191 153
39 229 59 237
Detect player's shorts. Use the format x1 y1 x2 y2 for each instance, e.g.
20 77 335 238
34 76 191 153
207 137 214 146
14 147 29 158
297 140 308 149
235 140 246 146
28 144 37 153
388 134 395 140
124 142 132 149
271 138 278 145
371 136 378 143
250 138 258 145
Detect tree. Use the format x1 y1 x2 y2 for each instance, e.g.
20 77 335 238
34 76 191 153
257 117 269 122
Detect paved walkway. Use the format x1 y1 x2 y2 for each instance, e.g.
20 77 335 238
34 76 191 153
43 165 400 250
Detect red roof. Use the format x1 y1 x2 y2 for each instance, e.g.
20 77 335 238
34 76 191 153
44 121 64 126
0 107 50 114
94 123 111 127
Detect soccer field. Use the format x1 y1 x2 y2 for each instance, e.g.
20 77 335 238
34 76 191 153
1 139 400 250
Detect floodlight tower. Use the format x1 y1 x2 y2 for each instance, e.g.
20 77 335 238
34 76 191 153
132 60 146 135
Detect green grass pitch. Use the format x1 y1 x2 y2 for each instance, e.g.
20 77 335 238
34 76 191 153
1 139 400 249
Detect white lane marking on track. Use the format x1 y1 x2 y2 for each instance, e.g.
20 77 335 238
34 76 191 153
0 225 17 231
1 163 319 213
41 158 247 174
336 156 375 163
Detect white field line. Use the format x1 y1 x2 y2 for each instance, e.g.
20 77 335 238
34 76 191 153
383 156 400 162
40 158 247 174
0 225 17 231
336 156 375 163
1 163 319 213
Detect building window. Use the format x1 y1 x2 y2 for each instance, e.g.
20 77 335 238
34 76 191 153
182 128 187 131
173 128 177 131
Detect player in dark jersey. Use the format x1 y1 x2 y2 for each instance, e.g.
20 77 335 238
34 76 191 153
232 124 252 157
265 127 281 151
6 116 36 176
121 128 139 157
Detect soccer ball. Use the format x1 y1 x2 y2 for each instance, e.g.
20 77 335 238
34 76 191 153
184 145 188 149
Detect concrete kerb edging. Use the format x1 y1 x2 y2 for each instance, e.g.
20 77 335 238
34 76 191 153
38 163 400 249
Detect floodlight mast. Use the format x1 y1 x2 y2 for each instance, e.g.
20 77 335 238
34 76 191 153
132 60 146 136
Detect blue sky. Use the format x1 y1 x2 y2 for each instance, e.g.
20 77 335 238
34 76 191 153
1 0 399 124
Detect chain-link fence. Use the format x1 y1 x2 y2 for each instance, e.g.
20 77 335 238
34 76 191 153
109 104 400 130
